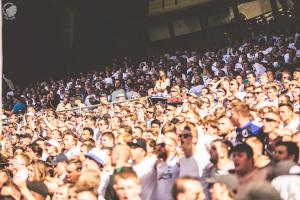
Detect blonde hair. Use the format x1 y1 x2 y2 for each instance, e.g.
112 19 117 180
29 160 47 181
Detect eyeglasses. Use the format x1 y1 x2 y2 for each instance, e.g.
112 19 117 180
263 118 278 123
179 133 192 139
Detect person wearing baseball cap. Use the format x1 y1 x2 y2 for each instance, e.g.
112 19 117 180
128 138 156 200
84 148 106 172
45 139 61 161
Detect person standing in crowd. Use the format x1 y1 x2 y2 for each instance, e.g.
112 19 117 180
1 22 300 200
172 177 205 200
273 141 299 163
111 79 126 102
4 95 26 115
128 138 156 200
154 69 170 96
155 136 179 200
231 143 268 197
178 122 210 178
230 102 266 144
113 168 142 200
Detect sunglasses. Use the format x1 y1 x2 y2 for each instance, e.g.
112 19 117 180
157 143 166 147
179 133 192 139
263 118 278 123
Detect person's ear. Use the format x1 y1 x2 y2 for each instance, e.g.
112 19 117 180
289 155 295 162
113 184 118 192
192 137 198 145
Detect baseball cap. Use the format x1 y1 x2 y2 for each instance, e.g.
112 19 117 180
85 148 106 166
206 174 238 192
47 139 60 149
127 138 147 152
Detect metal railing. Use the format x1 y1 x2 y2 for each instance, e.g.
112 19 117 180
55 97 147 113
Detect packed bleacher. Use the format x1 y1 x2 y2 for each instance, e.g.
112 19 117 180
1 21 300 200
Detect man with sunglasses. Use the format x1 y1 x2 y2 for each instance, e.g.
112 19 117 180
262 111 283 154
178 122 210 178
253 87 268 109
155 136 179 200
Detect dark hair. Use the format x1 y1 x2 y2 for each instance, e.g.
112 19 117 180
28 142 43 158
278 102 293 110
101 132 115 142
275 141 299 163
246 71 256 78
151 119 161 127
83 127 94 137
231 143 253 159
27 181 49 198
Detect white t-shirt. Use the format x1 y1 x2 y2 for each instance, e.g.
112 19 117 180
190 85 203 96
179 150 210 178
64 147 80 159
271 175 300 200
133 157 157 200
98 171 113 200
253 63 266 77
156 157 179 200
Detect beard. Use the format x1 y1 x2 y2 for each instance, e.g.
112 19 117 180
210 157 218 164
157 149 170 161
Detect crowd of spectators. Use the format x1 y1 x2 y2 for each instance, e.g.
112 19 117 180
1 24 300 200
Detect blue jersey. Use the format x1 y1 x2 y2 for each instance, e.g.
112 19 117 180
235 121 266 144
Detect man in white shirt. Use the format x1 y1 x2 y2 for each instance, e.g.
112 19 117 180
178 122 209 178
62 132 80 159
155 136 179 200
128 138 156 200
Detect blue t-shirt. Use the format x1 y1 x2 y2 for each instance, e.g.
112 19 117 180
12 103 26 114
